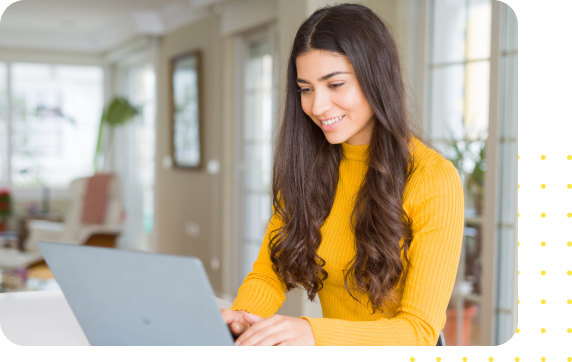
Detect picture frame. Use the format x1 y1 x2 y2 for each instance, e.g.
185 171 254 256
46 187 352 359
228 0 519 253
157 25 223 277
170 50 202 169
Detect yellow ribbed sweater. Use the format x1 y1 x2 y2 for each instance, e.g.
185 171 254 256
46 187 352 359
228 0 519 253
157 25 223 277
231 137 464 346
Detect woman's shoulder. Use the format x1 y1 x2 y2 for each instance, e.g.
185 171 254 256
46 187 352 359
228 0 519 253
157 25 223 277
409 136 452 171
404 136 462 202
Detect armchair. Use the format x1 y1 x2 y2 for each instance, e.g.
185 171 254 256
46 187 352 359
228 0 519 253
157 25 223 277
0 175 123 270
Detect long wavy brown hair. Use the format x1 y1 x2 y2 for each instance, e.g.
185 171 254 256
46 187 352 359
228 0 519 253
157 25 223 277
269 3 433 314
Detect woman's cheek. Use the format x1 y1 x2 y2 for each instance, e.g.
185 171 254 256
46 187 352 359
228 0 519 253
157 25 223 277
301 96 312 115
335 87 357 111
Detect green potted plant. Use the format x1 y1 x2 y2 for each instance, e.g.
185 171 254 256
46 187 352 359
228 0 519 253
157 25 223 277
467 143 485 215
93 96 139 171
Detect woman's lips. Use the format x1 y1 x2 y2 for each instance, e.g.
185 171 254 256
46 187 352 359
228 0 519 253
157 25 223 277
320 115 344 132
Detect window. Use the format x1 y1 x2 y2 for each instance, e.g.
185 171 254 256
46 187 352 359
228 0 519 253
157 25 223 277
429 0 492 319
234 26 278 289
428 12 491 336
0 63 103 190
427 0 518 346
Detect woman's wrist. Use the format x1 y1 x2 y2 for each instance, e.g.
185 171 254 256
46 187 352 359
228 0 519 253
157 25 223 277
300 316 316 346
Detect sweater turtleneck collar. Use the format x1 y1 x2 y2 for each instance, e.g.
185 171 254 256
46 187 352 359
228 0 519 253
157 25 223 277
341 142 369 162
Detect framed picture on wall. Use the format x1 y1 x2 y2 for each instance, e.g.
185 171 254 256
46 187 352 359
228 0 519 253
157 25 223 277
170 50 202 169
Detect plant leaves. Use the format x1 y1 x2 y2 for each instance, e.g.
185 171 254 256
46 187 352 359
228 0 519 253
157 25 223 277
93 96 139 171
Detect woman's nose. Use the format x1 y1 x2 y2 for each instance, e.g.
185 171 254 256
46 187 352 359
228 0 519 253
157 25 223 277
312 90 332 117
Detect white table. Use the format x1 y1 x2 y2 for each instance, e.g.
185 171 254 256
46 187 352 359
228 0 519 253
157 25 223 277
0 290 232 346
0 290 439 361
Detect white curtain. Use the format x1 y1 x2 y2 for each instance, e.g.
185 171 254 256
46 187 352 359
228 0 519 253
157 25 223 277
109 63 156 251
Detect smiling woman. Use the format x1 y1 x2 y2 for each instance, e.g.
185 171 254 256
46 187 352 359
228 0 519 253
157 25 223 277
221 3 464 346
296 52 375 145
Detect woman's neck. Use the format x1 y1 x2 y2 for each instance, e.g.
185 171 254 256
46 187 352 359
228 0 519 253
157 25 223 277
341 142 369 162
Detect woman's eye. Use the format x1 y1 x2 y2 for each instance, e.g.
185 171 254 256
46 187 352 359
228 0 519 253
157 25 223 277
329 83 344 89
297 88 312 94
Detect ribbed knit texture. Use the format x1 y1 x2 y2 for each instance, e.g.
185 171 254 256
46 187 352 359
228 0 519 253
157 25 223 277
231 137 464 345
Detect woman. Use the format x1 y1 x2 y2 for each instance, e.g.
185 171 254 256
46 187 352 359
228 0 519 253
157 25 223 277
221 3 464 346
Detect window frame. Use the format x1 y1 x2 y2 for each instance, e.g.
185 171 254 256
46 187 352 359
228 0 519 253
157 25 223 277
479 0 503 346
491 1 518 345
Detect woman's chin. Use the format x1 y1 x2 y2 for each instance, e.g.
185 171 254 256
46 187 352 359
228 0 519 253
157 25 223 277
323 133 348 145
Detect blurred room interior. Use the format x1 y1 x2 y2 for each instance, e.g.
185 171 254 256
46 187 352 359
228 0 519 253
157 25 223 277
0 0 517 346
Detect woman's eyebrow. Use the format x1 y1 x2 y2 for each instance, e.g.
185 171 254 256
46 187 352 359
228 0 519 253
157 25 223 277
297 71 350 84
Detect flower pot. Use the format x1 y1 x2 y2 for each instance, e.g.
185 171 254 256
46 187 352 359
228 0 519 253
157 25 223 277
443 302 479 345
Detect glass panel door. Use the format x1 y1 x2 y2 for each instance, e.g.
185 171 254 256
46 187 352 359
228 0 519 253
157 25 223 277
115 64 156 251
429 0 492 346
238 27 276 284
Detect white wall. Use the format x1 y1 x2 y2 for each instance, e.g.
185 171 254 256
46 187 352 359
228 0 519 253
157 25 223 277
154 13 225 293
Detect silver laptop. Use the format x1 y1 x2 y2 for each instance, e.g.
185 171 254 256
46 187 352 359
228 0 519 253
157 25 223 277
38 242 234 346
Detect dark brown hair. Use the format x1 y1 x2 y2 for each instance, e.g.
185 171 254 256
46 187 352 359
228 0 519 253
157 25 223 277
269 3 432 313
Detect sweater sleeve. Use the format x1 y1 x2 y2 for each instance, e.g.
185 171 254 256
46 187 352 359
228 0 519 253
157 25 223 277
230 206 288 318
302 160 465 346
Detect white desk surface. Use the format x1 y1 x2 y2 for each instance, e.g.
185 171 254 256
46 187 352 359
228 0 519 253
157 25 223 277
0 290 232 346
0 290 439 354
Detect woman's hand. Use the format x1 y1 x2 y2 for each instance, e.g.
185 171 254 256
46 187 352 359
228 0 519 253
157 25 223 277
234 313 315 346
220 309 251 338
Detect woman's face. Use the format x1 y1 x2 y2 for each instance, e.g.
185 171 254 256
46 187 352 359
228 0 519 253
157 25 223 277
296 50 375 145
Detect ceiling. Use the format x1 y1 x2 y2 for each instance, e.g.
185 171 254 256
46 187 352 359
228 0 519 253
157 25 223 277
0 0 228 53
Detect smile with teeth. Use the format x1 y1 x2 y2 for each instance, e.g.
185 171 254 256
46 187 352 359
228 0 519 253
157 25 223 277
321 115 344 125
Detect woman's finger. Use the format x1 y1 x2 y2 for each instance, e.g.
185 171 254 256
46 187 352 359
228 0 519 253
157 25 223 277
234 320 272 345
239 323 286 346
235 316 280 345
221 309 239 324
242 312 265 324
230 321 248 335
275 339 298 352
254 330 294 346
276 339 295 346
